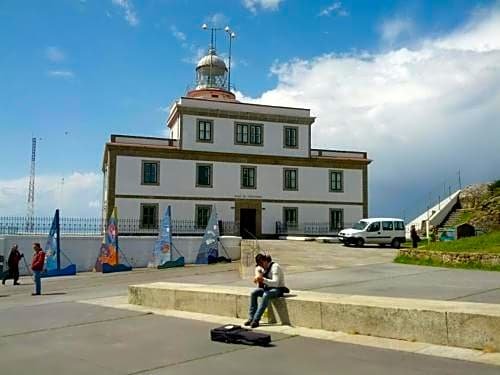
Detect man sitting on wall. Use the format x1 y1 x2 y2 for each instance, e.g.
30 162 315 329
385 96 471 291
245 253 288 328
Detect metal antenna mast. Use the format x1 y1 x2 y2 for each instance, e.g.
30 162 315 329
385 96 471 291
26 137 36 229
224 26 236 91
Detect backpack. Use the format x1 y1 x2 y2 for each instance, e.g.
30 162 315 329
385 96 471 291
210 325 271 346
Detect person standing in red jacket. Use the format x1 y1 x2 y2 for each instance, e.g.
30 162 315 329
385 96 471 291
31 243 45 296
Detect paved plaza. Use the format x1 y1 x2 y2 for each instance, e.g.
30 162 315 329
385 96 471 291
1 240 500 374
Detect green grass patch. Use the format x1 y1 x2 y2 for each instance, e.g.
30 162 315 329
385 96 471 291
421 231 500 253
394 254 500 272
455 210 474 224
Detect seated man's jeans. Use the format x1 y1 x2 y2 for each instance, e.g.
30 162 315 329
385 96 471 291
248 288 282 322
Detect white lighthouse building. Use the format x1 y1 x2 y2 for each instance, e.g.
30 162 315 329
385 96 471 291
102 36 371 238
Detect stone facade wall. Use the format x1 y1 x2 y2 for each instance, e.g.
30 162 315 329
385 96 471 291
398 249 500 267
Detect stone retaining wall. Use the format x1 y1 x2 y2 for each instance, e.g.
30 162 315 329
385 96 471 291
398 249 500 267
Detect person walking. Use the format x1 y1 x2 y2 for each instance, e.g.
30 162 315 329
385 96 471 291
2 244 24 285
31 243 45 296
410 225 420 248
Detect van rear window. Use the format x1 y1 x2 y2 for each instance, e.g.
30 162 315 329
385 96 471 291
382 221 393 230
394 221 405 230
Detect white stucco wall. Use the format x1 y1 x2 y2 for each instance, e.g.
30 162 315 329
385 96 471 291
1 235 241 276
115 156 363 203
180 114 310 157
262 203 363 234
178 97 311 118
113 197 363 235
115 198 234 223
170 117 180 140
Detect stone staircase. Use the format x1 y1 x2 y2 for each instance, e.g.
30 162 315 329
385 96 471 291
440 208 473 228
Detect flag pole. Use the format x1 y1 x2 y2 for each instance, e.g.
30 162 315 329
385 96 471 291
56 209 61 271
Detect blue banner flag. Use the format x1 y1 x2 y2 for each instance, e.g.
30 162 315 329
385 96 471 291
153 206 173 267
44 211 58 272
195 208 219 264
42 209 76 277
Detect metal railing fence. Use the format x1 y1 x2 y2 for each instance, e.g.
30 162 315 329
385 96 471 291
0 216 239 236
275 221 355 236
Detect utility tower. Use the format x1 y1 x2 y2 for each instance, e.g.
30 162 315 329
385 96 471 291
26 137 36 230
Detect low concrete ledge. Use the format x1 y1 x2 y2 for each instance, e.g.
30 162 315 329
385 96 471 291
278 236 316 241
128 282 500 351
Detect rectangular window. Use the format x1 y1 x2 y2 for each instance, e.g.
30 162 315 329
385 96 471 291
367 221 380 232
195 205 212 228
382 221 394 231
283 168 298 191
235 123 263 145
197 119 213 142
196 164 213 187
142 161 159 185
241 166 257 189
140 203 158 229
284 126 298 148
329 170 343 192
395 221 405 231
236 123 248 144
329 209 344 231
283 207 298 228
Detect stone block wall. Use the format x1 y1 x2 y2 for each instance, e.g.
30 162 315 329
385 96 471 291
398 249 500 267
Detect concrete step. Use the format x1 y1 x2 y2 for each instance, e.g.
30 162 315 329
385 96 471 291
128 282 500 352
441 209 474 228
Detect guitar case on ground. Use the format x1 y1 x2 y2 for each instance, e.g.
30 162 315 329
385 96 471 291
210 325 271 346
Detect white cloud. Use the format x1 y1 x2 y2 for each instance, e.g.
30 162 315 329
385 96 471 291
237 5 500 217
181 46 206 65
112 0 139 27
243 0 283 14
205 13 229 27
0 172 102 216
434 6 500 52
170 26 186 42
88 200 101 209
379 17 414 45
318 2 349 17
45 46 66 62
47 70 75 79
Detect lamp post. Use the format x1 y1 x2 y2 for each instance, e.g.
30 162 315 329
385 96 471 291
224 26 236 91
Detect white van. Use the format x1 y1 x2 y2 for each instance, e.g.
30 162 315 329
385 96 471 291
338 218 406 248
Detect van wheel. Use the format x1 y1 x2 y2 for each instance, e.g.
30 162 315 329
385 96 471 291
355 238 364 247
391 239 401 249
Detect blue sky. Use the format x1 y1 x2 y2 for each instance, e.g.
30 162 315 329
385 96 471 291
1 0 499 219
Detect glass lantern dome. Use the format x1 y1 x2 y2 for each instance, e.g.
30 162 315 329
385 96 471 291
195 48 228 90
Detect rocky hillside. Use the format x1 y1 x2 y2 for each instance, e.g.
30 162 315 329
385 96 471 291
459 181 500 231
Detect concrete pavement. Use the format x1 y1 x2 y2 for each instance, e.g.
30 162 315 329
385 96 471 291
1 240 500 373
1 301 499 375
2 240 500 305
